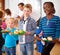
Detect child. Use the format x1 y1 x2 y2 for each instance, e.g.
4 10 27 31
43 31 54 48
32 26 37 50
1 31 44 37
2 18 18 55
37 2 60 55
4 9 11 19
18 4 36 55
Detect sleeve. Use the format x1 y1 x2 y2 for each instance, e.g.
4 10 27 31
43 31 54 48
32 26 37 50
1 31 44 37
36 27 41 35
2 28 9 39
2 33 7 39
30 19 36 35
55 17 60 38
39 18 42 31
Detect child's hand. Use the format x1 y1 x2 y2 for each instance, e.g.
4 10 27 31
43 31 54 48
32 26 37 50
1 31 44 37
25 31 31 35
36 36 41 41
9 32 12 35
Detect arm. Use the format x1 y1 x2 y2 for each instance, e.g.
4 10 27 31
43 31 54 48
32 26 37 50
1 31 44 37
2 33 7 39
55 17 60 39
25 19 36 35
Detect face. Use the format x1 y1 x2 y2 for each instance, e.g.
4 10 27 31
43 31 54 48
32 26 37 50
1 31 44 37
8 20 14 29
18 5 23 11
23 7 31 17
43 3 53 15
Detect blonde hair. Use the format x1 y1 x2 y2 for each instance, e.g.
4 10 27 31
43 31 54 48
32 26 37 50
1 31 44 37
5 18 15 27
7 18 15 22
14 19 18 28
24 4 32 12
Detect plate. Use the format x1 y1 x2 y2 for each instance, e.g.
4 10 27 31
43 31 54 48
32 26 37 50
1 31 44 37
1 30 10 33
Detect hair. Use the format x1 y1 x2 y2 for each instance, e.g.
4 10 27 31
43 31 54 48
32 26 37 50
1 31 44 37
18 2 24 6
0 11 3 18
43 2 55 14
14 19 18 28
5 9 11 15
5 18 15 27
8 18 15 22
24 4 32 12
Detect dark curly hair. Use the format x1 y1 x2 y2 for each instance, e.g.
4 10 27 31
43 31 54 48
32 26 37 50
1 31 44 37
5 9 11 15
43 2 55 14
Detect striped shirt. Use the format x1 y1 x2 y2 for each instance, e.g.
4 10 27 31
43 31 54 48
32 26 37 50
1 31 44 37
39 15 60 39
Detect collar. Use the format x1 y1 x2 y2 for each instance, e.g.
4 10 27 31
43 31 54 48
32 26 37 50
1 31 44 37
20 16 31 21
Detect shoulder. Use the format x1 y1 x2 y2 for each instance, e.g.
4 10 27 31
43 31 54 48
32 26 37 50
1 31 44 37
52 15 60 22
40 16 46 22
53 15 60 19
28 16 36 23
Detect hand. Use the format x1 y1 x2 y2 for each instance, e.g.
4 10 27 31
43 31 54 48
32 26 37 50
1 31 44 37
36 36 41 41
51 39 59 43
25 31 31 35
9 32 12 35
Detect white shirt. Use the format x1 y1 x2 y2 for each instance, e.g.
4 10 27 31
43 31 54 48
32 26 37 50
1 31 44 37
20 20 27 44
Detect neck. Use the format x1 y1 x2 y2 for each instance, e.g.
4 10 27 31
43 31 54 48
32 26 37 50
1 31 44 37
46 14 53 20
24 15 29 20
9 27 13 30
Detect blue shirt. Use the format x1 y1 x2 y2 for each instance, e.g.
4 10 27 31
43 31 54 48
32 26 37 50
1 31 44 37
2 28 18 48
39 15 60 39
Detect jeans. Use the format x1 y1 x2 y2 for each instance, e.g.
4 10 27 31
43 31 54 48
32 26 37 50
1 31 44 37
4 46 16 55
20 42 33 55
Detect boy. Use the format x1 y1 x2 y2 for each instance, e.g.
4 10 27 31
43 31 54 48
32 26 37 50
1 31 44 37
18 4 36 55
37 2 60 55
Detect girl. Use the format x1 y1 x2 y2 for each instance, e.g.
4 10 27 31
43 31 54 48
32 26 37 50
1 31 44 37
2 18 18 55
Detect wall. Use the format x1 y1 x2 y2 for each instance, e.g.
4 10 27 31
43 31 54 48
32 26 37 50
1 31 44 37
5 0 41 21
5 0 19 17
5 0 60 20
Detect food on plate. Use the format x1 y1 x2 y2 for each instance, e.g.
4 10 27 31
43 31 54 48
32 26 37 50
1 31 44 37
1 30 10 33
14 30 19 34
47 37 52 41
42 38 47 40
42 38 49 42
19 30 25 35
14 30 25 35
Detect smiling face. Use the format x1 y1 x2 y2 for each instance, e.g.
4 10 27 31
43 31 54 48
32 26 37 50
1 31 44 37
23 4 32 17
7 18 15 29
23 7 31 17
43 2 55 15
